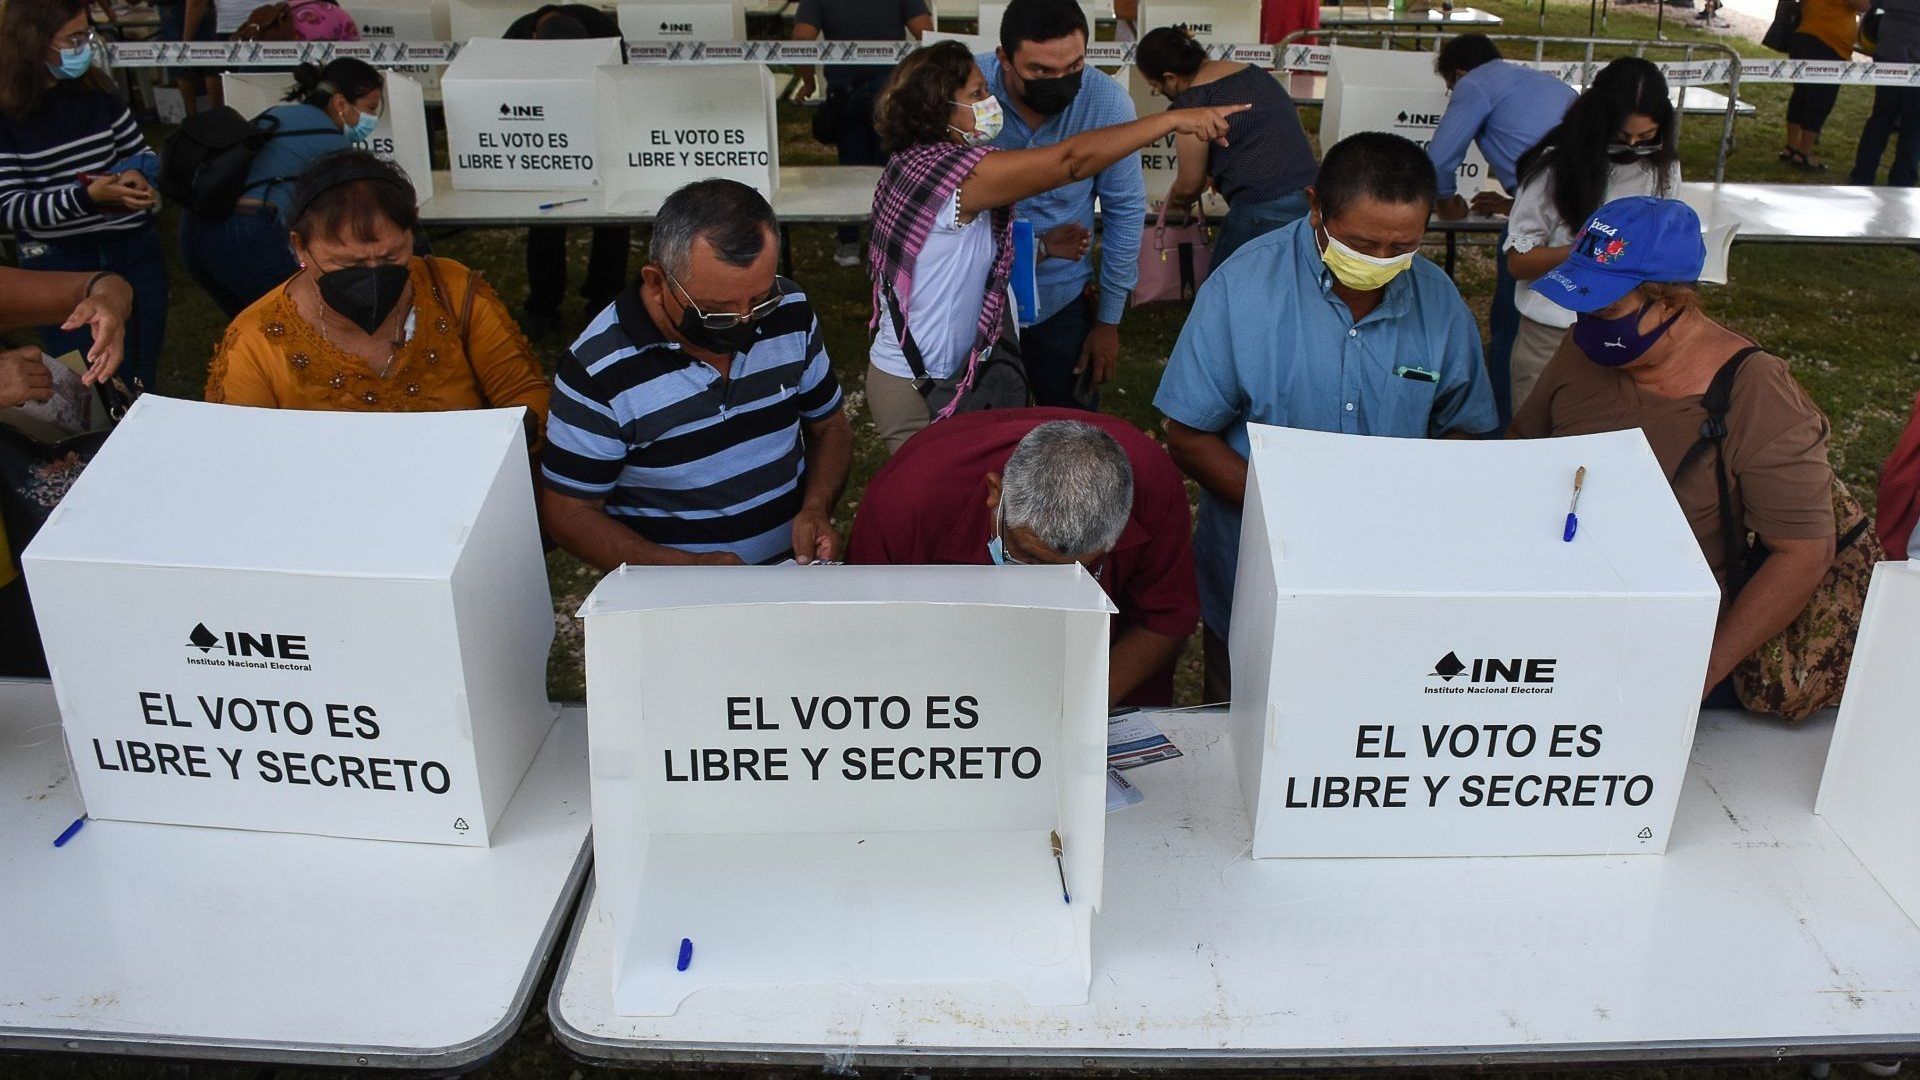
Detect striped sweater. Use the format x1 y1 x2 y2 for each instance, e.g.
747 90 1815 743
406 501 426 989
0 85 158 243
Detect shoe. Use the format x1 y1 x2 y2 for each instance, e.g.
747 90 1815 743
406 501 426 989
833 241 860 268
1858 1064 1903 1078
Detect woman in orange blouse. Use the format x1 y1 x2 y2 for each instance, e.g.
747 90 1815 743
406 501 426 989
206 150 548 436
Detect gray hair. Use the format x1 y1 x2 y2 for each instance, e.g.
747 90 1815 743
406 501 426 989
650 178 780 278
1000 421 1135 558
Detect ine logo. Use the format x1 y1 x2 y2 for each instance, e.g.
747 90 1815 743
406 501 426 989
185 623 314 671
498 102 546 120
1396 110 1444 126
1426 650 1557 695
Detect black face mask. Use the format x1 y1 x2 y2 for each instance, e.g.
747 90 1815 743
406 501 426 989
1018 68 1083 116
675 306 761 356
315 264 410 335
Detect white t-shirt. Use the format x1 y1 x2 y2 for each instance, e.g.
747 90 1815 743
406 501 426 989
870 191 995 381
1506 157 1683 328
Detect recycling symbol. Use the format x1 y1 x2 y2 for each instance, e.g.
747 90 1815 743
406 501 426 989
1636 827 1653 840
453 818 470 832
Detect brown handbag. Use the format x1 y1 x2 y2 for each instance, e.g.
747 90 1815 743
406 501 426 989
1677 346 1884 721
233 2 301 41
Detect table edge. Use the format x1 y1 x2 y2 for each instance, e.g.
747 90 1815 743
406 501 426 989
1 826 593 1070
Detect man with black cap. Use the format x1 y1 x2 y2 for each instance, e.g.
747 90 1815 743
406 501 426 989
506 3 630 339
977 0 1146 413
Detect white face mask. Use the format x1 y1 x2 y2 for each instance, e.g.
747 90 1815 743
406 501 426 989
949 96 1004 147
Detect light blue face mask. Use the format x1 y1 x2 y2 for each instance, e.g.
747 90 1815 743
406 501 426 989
347 109 380 143
48 42 93 80
987 506 1013 566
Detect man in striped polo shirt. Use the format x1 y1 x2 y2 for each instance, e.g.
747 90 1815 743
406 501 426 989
540 180 852 567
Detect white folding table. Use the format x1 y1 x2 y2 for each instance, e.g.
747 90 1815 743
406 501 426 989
0 679 592 1071
419 165 879 227
549 707 1920 1069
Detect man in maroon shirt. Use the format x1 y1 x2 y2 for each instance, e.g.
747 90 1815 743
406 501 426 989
849 409 1199 706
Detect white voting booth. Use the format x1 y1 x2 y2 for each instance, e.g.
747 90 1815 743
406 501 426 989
1323 46 1497 200
1818 560 1920 927
597 63 776 212
444 37 622 192
21 397 556 848
580 564 1114 1015
1136 0 1257 41
220 71 433 201
616 0 746 39
1228 426 1720 858
343 0 450 97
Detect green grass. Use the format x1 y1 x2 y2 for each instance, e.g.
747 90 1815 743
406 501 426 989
10 1 1919 1074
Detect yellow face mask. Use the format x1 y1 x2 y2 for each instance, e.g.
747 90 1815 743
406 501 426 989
1316 222 1416 292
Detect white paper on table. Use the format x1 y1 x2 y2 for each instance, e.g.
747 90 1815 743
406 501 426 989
1107 710 1182 769
1107 767 1143 812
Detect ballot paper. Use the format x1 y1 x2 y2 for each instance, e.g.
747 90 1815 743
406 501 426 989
0 352 105 443
1106 767 1143 812
1107 709 1182 770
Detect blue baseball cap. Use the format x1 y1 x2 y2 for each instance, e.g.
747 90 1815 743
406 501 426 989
1531 196 1707 314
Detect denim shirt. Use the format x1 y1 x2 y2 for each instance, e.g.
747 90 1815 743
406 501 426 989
1153 218 1498 631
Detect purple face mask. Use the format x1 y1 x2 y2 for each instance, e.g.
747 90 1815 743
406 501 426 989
1571 301 1683 367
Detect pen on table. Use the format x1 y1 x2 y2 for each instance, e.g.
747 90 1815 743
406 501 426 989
53 816 85 848
1563 465 1587 542
1050 829 1070 905
538 197 589 211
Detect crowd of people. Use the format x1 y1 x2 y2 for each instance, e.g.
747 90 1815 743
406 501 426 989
0 0 1917 717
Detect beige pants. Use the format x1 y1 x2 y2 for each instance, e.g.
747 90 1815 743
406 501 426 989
866 362 934 454
1511 316 1569 415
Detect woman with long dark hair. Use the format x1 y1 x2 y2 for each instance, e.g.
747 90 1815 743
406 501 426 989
179 59 383 316
1134 25 1318 264
863 40 1243 450
0 0 167 392
1502 57 1680 410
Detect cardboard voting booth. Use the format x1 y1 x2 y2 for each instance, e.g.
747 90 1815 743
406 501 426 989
444 37 622 192
1227 426 1719 858
597 63 777 212
615 0 745 39
1817 560 1920 927
1322 45 1497 200
220 71 433 202
22 397 556 847
1136 0 1258 42
580 564 1115 1014
343 0 450 97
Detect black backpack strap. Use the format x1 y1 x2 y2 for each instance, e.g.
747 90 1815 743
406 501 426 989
1674 345 1766 597
880 278 935 394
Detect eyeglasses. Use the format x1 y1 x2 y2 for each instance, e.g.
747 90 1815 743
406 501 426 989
661 267 783 331
50 28 99 51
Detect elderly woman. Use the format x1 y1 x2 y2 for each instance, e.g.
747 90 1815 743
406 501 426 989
863 40 1245 451
206 151 548 434
1511 196 1844 710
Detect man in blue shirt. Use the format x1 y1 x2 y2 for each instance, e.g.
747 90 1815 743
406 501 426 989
1427 34 1575 215
979 0 1146 411
1425 33 1575 429
1155 132 1497 701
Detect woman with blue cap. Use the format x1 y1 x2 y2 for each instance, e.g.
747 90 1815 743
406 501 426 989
1512 196 1866 719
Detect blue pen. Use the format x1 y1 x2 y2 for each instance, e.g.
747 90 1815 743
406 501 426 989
538 197 589 211
1563 465 1587 542
53 816 85 847
676 937 693 971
